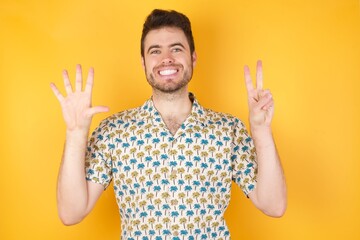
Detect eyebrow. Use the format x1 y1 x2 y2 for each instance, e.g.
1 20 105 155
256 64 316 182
147 42 186 54
147 45 161 54
169 42 186 49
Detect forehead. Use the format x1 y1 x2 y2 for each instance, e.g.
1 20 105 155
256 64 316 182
144 27 189 49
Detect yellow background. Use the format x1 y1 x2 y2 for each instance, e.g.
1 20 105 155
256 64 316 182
1 0 359 239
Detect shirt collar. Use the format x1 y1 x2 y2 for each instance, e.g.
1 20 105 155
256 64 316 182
138 92 208 127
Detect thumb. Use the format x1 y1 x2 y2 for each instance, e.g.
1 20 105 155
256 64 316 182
87 106 110 117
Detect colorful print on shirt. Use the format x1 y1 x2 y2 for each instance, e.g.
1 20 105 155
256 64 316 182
85 94 257 239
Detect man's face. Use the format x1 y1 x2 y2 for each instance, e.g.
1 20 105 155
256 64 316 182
142 27 197 94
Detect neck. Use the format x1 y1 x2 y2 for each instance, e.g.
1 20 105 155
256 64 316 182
151 88 193 135
152 88 192 117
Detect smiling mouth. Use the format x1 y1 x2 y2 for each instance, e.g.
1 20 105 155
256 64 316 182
158 69 178 76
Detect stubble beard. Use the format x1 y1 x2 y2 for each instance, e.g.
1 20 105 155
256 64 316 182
145 63 193 94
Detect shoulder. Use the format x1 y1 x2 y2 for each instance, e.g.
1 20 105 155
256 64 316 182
94 105 144 131
203 107 245 128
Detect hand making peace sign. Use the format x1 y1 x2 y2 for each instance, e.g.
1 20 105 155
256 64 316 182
244 60 274 129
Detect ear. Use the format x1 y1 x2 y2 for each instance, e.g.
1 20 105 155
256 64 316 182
192 51 197 67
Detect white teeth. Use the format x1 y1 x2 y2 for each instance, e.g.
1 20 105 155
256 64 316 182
159 69 177 76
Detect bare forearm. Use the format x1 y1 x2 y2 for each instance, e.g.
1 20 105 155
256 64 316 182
243 61 286 216
57 130 89 225
251 127 287 217
52 65 108 225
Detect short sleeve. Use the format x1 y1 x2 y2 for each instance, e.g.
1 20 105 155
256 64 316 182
231 118 258 196
85 120 113 189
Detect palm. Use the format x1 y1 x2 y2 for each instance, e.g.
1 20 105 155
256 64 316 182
244 60 274 128
60 91 93 130
50 65 109 131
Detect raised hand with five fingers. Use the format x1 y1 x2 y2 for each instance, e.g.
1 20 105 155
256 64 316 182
50 64 109 132
51 65 109 225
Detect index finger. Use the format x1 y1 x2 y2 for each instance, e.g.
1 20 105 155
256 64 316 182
256 60 263 90
84 67 94 94
244 65 254 92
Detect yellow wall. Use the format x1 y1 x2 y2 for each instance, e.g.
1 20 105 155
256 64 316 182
1 0 359 239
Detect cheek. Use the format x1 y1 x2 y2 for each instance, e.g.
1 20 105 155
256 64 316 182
144 58 158 70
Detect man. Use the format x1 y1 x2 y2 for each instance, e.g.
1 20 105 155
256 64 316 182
51 9 286 239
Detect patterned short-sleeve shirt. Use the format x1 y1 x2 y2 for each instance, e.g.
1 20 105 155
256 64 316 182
85 93 257 240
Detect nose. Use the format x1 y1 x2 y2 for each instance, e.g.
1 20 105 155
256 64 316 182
161 51 174 64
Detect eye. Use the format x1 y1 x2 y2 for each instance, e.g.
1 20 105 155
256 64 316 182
172 48 182 53
150 49 161 54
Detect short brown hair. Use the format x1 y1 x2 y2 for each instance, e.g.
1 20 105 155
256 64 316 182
141 9 195 57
